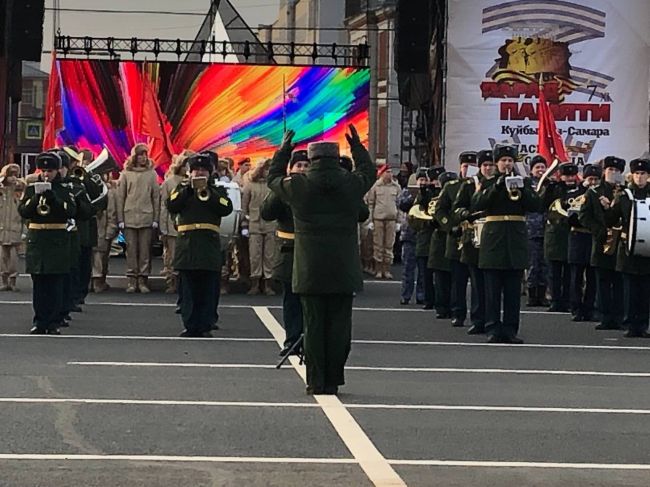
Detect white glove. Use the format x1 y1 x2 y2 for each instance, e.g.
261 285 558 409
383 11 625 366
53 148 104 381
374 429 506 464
368 222 375 231
241 228 250 237
118 222 125 230
152 221 159 230
396 223 401 232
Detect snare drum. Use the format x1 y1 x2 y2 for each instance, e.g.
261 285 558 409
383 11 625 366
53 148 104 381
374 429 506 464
627 197 650 257
215 181 241 247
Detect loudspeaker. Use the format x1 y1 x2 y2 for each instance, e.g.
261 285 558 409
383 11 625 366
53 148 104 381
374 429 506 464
395 0 432 74
12 0 45 61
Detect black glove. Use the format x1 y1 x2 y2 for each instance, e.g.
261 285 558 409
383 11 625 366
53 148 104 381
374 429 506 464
281 129 296 153
345 124 362 148
450 226 462 238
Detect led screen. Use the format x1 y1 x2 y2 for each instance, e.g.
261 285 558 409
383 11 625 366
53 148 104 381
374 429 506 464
46 59 370 174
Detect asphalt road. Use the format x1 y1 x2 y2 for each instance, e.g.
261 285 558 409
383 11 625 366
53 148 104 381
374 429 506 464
1 257 650 486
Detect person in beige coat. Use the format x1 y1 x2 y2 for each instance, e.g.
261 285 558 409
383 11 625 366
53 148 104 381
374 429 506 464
91 176 118 293
116 144 160 293
159 151 191 293
241 159 277 295
0 164 24 291
367 164 400 279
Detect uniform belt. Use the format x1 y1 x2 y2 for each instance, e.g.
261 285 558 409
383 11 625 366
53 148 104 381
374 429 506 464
276 230 295 240
177 223 221 233
484 215 526 223
28 223 67 230
571 227 590 234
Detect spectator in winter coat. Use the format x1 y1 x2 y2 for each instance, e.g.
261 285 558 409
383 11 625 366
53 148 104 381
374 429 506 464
0 163 24 291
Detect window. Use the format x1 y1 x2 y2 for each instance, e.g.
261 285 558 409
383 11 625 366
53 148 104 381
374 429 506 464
21 86 33 105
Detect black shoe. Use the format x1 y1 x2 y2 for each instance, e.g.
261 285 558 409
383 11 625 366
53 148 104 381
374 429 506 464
63 314 72 322
211 323 220 330
70 305 83 313
583 314 598 322
199 331 213 338
467 325 485 335
436 312 451 319
571 314 584 322
306 386 324 395
416 299 424 305
486 334 505 343
451 318 465 327
506 336 524 344
174 307 182 314
179 330 194 337
29 326 46 335
625 330 650 338
422 304 434 310
595 323 623 330
400 298 410 305
47 328 61 335
323 385 339 395
58 321 69 328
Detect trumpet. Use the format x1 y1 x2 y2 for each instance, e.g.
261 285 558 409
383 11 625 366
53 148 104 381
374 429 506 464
36 195 50 216
191 177 210 202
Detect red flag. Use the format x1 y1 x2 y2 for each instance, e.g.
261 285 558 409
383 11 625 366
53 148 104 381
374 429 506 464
43 53 62 149
537 85 568 163
140 70 177 169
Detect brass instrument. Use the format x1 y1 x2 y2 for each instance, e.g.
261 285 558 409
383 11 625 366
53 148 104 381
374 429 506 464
508 186 522 201
549 193 587 218
604 226 622 255
191 177 210 202
71 165 86 180
36 195 50 216
408 196 438 221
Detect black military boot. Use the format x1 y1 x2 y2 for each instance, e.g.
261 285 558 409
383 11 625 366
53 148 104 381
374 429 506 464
526 287 539 307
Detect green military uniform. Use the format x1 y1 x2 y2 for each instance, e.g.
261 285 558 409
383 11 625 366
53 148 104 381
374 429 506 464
268 128 376 395
453 174 488 333
436 176 470 325
539 169 575 311
167 154 233 337
604 160 650 337
579 161 625 330
409 187 436 309
428 175 453 319
471 144 542 343
18 153 77 334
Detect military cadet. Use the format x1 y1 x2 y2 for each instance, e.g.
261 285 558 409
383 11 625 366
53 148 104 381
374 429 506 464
526 155 549 306
428 171 457 319
567 164 600 322
436 153 475 327
66 147 108 307
54 150 94 327
18 152 77 334
453 149 494 334
540 162 578 312
260 149 310 356
166 153 233 338
604 158 650 337
268 125 376 395
578 156 625 330
471 144 542 343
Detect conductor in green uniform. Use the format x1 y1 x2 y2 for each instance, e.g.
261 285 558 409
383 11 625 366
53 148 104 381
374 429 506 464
268 125 376 395
18 152 77 334
167 153 233 338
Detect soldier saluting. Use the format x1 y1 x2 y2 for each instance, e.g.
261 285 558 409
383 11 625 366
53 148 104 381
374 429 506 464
166 153 233 338
471 144 542 343
18 152 77 334
268 125 376 395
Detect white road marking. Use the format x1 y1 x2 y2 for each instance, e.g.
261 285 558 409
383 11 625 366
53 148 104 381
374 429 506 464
5 397 650 416
0 299 574 315
0 334 274 342
252 306 406 487
68 362 279 369
388 459 650 470
0 454 356 464
68 361 650 378
2 333 650 351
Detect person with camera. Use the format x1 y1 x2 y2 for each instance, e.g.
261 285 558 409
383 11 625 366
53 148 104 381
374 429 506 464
18 152 77 334
166 153 233 338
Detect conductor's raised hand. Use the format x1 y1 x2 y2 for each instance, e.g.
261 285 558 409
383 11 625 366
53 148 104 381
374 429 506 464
345 124 362 147
281 129 296 152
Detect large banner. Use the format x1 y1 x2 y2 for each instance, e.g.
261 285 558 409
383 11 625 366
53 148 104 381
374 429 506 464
445 0 650 169
46 60 370 174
